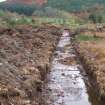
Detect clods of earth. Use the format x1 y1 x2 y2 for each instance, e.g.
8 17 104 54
0 25 61 105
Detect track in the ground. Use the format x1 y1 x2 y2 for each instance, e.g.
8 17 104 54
42 30 101 105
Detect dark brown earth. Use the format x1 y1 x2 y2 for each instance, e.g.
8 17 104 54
0 25 61 105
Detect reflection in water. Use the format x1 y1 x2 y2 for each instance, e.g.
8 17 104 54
63 87 82 101
43 30 101 105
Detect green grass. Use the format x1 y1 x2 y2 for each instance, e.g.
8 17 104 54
34 17 80 28
0 10 81 28
76 34 102 41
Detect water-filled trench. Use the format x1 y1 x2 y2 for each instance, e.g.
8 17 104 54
42 30 101 105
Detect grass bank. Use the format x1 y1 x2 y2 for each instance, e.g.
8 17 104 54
74 29 105 104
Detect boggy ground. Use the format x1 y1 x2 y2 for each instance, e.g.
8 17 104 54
74 29 105 103
0 24 61 105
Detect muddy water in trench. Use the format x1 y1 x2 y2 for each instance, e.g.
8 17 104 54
42 31 101 105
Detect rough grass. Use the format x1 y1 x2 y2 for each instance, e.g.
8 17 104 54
76 34 103 42
0 10 80 28
75 30 105 101
33 17 80 29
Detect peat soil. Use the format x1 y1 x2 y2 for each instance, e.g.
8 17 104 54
0 25 61 105
42 30 102 105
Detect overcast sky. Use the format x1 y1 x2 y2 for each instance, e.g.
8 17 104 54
0 0 6 2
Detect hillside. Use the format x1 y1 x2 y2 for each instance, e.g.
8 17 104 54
7 0 47 5
47 0 105 12
0 0 105 15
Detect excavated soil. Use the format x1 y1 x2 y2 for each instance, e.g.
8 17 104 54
74 31 105 104
0 25 61 105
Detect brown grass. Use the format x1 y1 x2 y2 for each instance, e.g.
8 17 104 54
75 30 105 100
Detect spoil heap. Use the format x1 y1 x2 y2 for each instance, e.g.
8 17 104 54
0 25 61 105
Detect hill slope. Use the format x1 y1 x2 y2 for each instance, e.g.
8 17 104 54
0 0 105 15
7 0 47 5
47 0 105 12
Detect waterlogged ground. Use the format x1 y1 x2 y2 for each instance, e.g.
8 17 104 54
43 30 101 105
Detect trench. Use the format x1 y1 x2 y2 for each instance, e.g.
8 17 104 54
42 30 102 105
